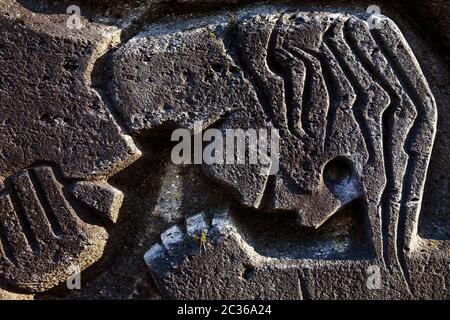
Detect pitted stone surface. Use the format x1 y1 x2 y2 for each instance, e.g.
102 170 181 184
0 166 110 292
0 1 140 182
144 208 420 299
71 181 124 223
0 1 140 293
0 1 449 300
113 6 448 299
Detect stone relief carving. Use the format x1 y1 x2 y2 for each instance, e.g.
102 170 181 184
0 1 448 299
0 1 140 293
113 7 446 299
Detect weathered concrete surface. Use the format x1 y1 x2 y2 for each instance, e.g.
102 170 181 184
0 1 448 299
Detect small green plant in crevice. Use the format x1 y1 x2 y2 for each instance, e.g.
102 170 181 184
192 229 208 252
208 30 217 40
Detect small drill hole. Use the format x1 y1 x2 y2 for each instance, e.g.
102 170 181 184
242 265 255 280
211 63 224 73
163 103 173 111
324 157 352 184
63 58 79 71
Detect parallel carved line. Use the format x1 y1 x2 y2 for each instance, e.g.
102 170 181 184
266 18 293 132
324 27 374 162
323 24 375 164
28 168 64 238
268 44 305 138
343 19 403 272
0 207 15 263
299 44 347 150
371 26 432 294
8 185 40 253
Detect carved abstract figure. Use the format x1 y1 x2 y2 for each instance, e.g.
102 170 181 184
112 7 443 298
0 1 446 299
0 166 124 292
0 3 140 293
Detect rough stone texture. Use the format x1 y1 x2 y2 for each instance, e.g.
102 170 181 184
0 166 109 292
71 181 124 223
0 0 448 299
115 6 447 298
0 0 140 293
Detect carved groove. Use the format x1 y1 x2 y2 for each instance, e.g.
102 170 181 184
237 20 286 129
269 44 305 137
8 184 40 253
299 44 342 150
109 7 441 299
371 26 433 293
29 168 64 238
0 218 15 264
343 20 398 270
323 23 375 164
0 165 115 293
288 47 326 141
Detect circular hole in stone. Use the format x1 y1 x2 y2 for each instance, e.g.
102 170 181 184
323 157 352 185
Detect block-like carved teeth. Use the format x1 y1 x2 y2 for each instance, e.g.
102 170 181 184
186 213 209 236
70 181 124 223
211 208 232 230
144 243 166 265
161 225 185 250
